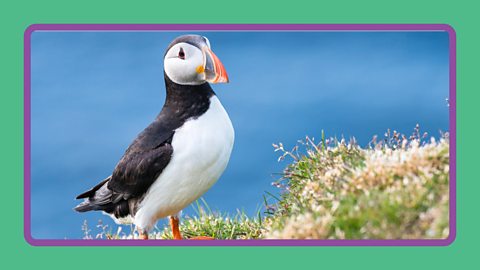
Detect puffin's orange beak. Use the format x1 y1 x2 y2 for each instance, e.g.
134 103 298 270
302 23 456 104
202 46 229 84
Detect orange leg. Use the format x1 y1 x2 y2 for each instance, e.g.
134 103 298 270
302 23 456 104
137 227 148 240
170 216 183 240
134 225 148 240
139 232 148 240
169 215 214 240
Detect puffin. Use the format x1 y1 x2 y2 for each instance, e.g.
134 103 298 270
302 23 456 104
74 35 234 240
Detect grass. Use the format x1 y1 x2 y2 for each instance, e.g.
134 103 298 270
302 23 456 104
82 126 450 240
158 199 263 240
82 199 264 240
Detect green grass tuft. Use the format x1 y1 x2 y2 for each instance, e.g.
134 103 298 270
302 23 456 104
158 199 264 240
82 199 264 240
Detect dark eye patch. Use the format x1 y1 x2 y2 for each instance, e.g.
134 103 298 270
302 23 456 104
178 48 185 60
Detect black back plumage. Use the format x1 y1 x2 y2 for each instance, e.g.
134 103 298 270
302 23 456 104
74 74 215 219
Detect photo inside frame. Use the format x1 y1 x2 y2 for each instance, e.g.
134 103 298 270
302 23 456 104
27 29 451 243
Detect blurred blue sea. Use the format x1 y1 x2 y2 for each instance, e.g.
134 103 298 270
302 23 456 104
30 31 449 239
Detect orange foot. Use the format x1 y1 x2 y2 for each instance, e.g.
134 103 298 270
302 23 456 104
189 236 215 240
139 232 148 240
169 216 215 240
170 216 215 240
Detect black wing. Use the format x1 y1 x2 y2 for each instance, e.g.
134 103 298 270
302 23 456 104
75 77 216 218
74 129 173 217
106 119 175 199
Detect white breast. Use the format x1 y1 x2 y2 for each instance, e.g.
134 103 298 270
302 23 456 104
134 96 234 231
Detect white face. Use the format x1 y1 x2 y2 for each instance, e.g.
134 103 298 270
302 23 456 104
164 42 206 85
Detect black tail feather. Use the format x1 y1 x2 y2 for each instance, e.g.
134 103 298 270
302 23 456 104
75 177 110 199
74 176 132 221
74 176 115 213
74 201 96 212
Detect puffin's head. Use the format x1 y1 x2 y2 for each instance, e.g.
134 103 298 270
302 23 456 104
164 35 229 85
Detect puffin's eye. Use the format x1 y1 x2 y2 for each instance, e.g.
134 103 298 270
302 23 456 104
178 48 185 60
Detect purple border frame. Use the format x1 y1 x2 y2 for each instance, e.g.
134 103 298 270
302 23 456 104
24 24 457 247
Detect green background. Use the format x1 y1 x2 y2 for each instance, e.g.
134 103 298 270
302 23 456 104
1 0 477 268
